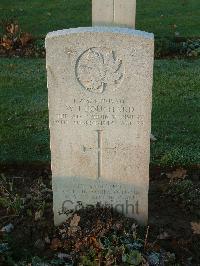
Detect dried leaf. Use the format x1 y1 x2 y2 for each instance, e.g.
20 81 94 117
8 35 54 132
68 214 81 234
0 36 13 49
20 32 32 47
70 214 80 227
167 168 187 181
35 209 43 221
191 222 200 235
50 238 62 250
89 236 101 250
6 23 19 35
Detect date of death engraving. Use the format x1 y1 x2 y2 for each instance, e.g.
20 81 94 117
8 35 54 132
51 97 141 127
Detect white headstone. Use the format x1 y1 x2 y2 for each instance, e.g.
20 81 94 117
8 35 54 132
46 27 154 226
92 0 136 28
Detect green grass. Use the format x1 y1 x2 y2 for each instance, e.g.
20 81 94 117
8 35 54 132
152 59 200 166
0 58 199 166
0 59 49 163
0 0 199 38
0 0 91 37
137 0 200 37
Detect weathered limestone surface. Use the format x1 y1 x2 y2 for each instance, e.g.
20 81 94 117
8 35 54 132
46 27 154 225
92 0 136 28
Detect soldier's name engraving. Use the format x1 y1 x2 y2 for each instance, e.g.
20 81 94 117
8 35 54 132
52 97 138 127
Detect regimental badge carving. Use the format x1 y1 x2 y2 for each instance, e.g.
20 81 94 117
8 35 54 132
75 48 124 94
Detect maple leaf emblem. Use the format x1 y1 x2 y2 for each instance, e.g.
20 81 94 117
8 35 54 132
76 48 124 93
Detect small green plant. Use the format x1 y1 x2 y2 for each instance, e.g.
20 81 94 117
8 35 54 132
155 37 200 59
122 250 142 265
0 174 24 216
33 38 45 57
166 179 200 216
155 38 182 58
181 39 200 57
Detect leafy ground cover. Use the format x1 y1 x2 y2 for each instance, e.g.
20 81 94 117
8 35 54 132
0 0 200 38
0 58 199 167
0 21 45 58
0 170 199 265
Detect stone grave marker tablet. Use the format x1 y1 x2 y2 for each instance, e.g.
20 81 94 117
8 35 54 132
46 27 154 225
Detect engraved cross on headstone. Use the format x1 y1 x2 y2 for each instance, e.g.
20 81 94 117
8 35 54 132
83 130 116 179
